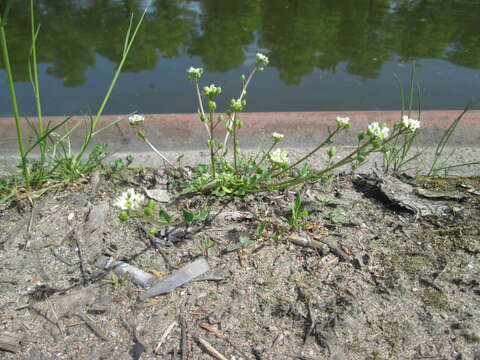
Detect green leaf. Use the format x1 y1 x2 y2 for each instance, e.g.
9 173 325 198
298 211 309 218
182 209 194 225
239 235 253 246
226 243 241 252
255 221 267 237
193 207 209 222
159 208 172 224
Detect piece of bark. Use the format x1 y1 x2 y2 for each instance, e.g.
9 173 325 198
138 257 209 301
366 174 452 216
415 188 466 201
194 266 229 282
0 332 21 353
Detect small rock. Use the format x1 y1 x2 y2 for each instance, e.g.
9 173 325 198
146 188 171 203
85 202 109 233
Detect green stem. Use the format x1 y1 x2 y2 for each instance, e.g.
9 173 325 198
249 141 277 176
252 129 408 193
0 22 30 188
223 67 257 150
272 126 342 179
30 0 44 162
75 6 149 163
209 112 216 176
194 79 211 137
232 115 238 173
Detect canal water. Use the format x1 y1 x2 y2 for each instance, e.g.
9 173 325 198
1 0 479 116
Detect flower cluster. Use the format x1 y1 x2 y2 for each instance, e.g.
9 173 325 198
272 132 284 142
270 148 289 165
230 98 244 112
367 122 390 140
336 116 350 128
256 52 269 66
187 67 203 81
128 114 144 127
400 115 420 132
114 188 145 210
203 84 222 97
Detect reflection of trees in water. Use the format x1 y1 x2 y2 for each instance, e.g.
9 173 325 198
1 0 480 86
187 0 260 72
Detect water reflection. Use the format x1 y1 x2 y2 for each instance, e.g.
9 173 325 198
1 0 480 113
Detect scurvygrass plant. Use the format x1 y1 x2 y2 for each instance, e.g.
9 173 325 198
0 0 150 199
131 53 418 197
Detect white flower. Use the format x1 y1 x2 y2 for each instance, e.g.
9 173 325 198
203 83 221 96
187 66 203 80
128 114 144 127
114 188 145 210
270 149 289 164
256 52 269 66
368 122 390 140
400 115 420 132
336 116 350 128
272 132 284 142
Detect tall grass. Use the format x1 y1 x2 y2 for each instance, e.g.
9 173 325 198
0 0 150 196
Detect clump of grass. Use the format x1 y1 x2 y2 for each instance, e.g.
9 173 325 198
0 0 151 202
382 62 479 177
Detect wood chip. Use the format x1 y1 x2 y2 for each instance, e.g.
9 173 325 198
0 332 21 353
197 337 230 360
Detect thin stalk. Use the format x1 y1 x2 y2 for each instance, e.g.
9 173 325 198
407 61 416 118
428 106 471 176
208 113 216 176
232 115 239 173
30 0 45 162
223 67 257 150
24 116 72 156
75 5 150 163
272 126 342 179
432 161 480 172
254 129 408 193
262 140 375 192
195 79 211 137
142 136 177 170
249 141 277 175
0 21 30 188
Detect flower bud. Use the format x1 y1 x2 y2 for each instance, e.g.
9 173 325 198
119 211 130 222
208 100 217 112
328 148 337 158
149 226 159 235
372 139 382 148
144 207 153 216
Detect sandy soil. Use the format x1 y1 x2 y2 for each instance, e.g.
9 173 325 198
0 169 479 360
